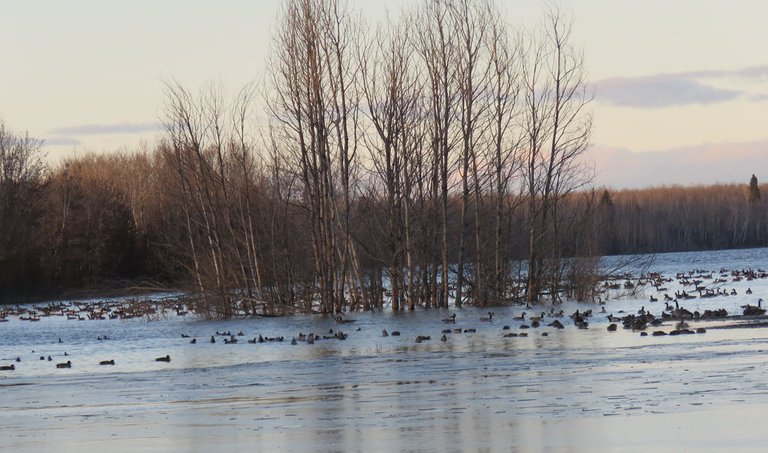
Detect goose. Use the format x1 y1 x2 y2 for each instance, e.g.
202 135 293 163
56 361 72 368
390 331 401 336
190 338 197 344
442 313 457 323
0 364 15 371
440 334 448 342
746 288 753 295
513 312 526 321
480 312 494 322
649 295 658 302
155 355 171 362
382 329 389 337
743 299 766 316
415 335 431 343
529 312 546 323
210 336 216 344
99 360 115 366
335 315 355 324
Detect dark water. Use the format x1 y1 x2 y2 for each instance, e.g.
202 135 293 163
3 248 768 452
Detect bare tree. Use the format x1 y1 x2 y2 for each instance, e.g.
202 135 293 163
522 7 593 303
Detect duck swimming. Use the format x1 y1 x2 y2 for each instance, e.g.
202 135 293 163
442 313 457 323
99 359 115 365
56 361 72 368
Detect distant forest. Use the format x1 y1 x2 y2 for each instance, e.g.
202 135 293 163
1 0 765 313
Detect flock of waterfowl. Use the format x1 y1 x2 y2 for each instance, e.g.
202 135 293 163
0 297 185 323
2 267 768 372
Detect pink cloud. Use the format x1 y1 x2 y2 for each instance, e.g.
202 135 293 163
588 140 768 188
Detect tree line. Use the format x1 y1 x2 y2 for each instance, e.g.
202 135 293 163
594 178 768 255
2 0 760 315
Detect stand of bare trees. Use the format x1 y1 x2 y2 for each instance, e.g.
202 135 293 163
0 0 601 314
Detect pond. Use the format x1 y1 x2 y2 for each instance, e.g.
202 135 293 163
3 247 768 451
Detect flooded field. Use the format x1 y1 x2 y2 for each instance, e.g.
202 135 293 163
3 248 768 452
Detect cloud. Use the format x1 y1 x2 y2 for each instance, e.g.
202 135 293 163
589 140 768 189
593 64 768 108
43 137 81 146
594 75 740 108
48 121 161 136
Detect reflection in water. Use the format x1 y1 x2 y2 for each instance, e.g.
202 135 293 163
4 247 768 450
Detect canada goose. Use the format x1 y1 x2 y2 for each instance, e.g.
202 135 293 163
99 360 115 365
190 338 197 344
746 288 753 294
548 320 565 329
0 364 15 371
336 315 355 324
210 336 216 344
155 355 171 362
15 357 20 363
442 313 457 323
56 361 72 368
440 334 447 342
382 329 389 337
513 312 526 321
291 338 298 345
415 335 431 343
391 331 401 336
743 299 766 316
607 323 617 332
529 312 546 323
441 329 451 334
649 295 658 302
480 312 494 322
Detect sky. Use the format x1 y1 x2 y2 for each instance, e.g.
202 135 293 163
2 0 767 189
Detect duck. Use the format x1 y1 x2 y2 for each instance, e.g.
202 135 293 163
155 355 171 362
442 313 457 323
480 312 494 322
0 364 15 371
56 361 72 368
99 359 115 366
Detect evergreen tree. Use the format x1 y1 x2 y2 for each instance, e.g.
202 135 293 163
748 174 761 203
